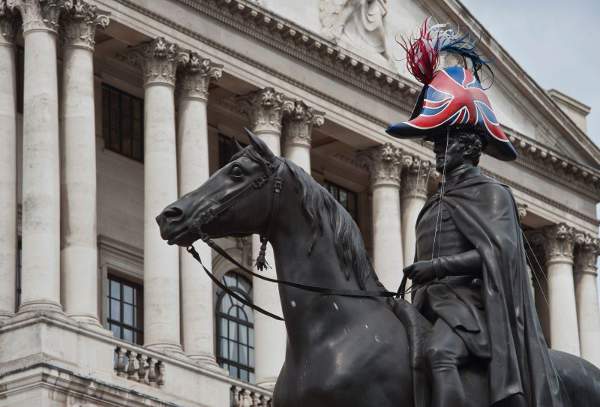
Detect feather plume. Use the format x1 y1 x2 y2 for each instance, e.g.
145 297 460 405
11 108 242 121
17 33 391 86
399 18 489 84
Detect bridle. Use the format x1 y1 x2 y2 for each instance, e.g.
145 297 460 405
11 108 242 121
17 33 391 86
185 155 409 322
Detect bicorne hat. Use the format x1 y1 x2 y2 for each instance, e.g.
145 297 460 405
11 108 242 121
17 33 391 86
386 19 517 161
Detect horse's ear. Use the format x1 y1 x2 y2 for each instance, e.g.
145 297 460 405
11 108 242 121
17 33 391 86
234 138 244 153
244 128 275 161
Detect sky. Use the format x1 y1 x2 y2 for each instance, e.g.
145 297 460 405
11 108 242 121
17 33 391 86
459 0 600 146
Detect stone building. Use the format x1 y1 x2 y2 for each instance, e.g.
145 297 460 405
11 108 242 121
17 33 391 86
0 0 599 405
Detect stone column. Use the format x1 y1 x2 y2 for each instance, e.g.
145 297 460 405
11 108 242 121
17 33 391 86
15 0 65 312
177 52 222 365
0 5 19 319
60 1 109 325
517 203 535 299
543 224 580 355
282 99 324 173
358 144 403 291
238 87 293 389
129 38 182 353
574 234 600 367
400 156 430 266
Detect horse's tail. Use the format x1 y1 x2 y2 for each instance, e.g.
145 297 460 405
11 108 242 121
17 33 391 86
550 349 600 407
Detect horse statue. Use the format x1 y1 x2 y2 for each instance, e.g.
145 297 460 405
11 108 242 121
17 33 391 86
156 130 600 407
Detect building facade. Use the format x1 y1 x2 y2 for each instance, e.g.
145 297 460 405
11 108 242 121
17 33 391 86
0 0 599 406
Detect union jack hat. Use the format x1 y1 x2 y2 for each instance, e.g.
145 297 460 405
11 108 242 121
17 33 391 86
386 19 517 161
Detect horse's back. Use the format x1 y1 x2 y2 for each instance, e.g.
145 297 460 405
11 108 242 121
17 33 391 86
551 350 600 407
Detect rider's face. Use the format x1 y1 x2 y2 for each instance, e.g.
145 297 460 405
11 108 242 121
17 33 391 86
433 136 466 173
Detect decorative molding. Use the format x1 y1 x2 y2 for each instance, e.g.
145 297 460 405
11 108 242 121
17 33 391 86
517 203 528 221
8 0 66 34
283 99 325 148
0 1 19 44
542 223 576 261
237 87 294 133
357 143 402 187
127 37 184 87
60 0 109 50
177 51 223 101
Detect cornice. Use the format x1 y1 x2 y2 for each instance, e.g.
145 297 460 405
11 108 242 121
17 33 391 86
108 0 600 203
548 89 591 117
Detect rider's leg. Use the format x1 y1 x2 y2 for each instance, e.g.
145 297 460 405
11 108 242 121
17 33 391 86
426 318 469 407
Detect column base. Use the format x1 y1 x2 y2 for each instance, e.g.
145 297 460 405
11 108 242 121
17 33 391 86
188 353 223 371
18 300 63 314
69 314 108 332
145 342 186 359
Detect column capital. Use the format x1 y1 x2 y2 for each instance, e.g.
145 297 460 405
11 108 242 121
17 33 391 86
61 0 109 51
543 223 576 261
0 2 19 45
517 203 528 221
237 87 294 133
401 155 431 199
128 37 184 87
283 99 325 148
8 0 68 34
177 52 223 101
358 143 403 187
574 233 600 275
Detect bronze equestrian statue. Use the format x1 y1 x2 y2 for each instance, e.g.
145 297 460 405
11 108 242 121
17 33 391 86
156 19 600 407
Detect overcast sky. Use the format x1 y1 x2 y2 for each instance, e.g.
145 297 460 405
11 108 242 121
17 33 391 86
460 0 600 146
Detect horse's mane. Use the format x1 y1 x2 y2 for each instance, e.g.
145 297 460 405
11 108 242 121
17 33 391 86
282 158 383 291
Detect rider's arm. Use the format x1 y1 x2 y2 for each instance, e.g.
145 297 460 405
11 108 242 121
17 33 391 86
433 249 482 279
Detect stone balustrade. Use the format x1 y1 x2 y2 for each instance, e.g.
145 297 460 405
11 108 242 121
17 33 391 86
230 385 272 407
114 345 165 386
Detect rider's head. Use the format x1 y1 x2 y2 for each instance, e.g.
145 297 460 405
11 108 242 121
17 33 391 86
432 127 485 173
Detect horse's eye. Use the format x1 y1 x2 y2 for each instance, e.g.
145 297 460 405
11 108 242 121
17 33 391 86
229 164 244 180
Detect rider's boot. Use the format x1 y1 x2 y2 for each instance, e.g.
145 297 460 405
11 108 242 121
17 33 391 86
430 359 466 407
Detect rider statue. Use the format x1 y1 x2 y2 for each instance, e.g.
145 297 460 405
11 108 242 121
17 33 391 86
386 21 563 407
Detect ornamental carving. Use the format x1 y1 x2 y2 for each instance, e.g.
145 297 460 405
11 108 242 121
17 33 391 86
0 1 19 43
61 0 109 50
320 0 388 59
357 143 402 186
283 99 325 148
237 87 294 133
517 203 528 221
177 52 223 101
542 223 576 260
7 0 67 33
574 233 600 274
401 155 432 199
128 37 184 87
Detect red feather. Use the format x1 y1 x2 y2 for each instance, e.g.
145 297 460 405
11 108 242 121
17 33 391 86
400 17 441 85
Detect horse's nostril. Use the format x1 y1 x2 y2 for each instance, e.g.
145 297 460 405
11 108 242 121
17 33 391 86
163 206 183 222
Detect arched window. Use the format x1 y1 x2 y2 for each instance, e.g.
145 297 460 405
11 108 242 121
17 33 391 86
216 272 255 383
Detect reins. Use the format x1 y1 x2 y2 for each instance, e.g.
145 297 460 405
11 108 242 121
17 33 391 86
184 156 408 322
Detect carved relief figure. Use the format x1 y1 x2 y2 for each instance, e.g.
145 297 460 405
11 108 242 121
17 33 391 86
320 0 388 59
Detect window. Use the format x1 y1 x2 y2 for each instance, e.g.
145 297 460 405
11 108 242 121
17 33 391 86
218 134 245 168
102 84 144 162
107 275 144 345
216 272 255 383
325 181 358 221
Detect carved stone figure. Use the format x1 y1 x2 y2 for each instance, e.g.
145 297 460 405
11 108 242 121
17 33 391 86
320 0 388 59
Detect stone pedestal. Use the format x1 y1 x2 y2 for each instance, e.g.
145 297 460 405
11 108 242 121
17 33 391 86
60 1 109 325
238 87 293 389
543 224 580 355
18 0 64 313
0 7 19 319
574 234 600 367
177 52 222 365
359 144 403 291
129 38 182 353
282 99 324 173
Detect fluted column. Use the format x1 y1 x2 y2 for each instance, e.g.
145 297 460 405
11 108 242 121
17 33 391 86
282 99 324 173
543 224 580 355
400 156 430 266
14 0 65 312
238 87 293 388
177 52 222 365
359 144 403 291
574 233 600 367
129 38 182 353
0 4 19 319
60 0 108 325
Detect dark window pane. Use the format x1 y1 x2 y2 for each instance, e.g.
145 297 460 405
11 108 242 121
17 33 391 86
123 328 133 342
324 181 358 221
123 286 133 304
111 324 120 338
110 280 120 299
110 299 120 320
102 84 144 162
107 274 144 345
123 304 133 325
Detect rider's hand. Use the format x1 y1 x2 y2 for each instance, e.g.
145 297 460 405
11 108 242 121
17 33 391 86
403 260 436 284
